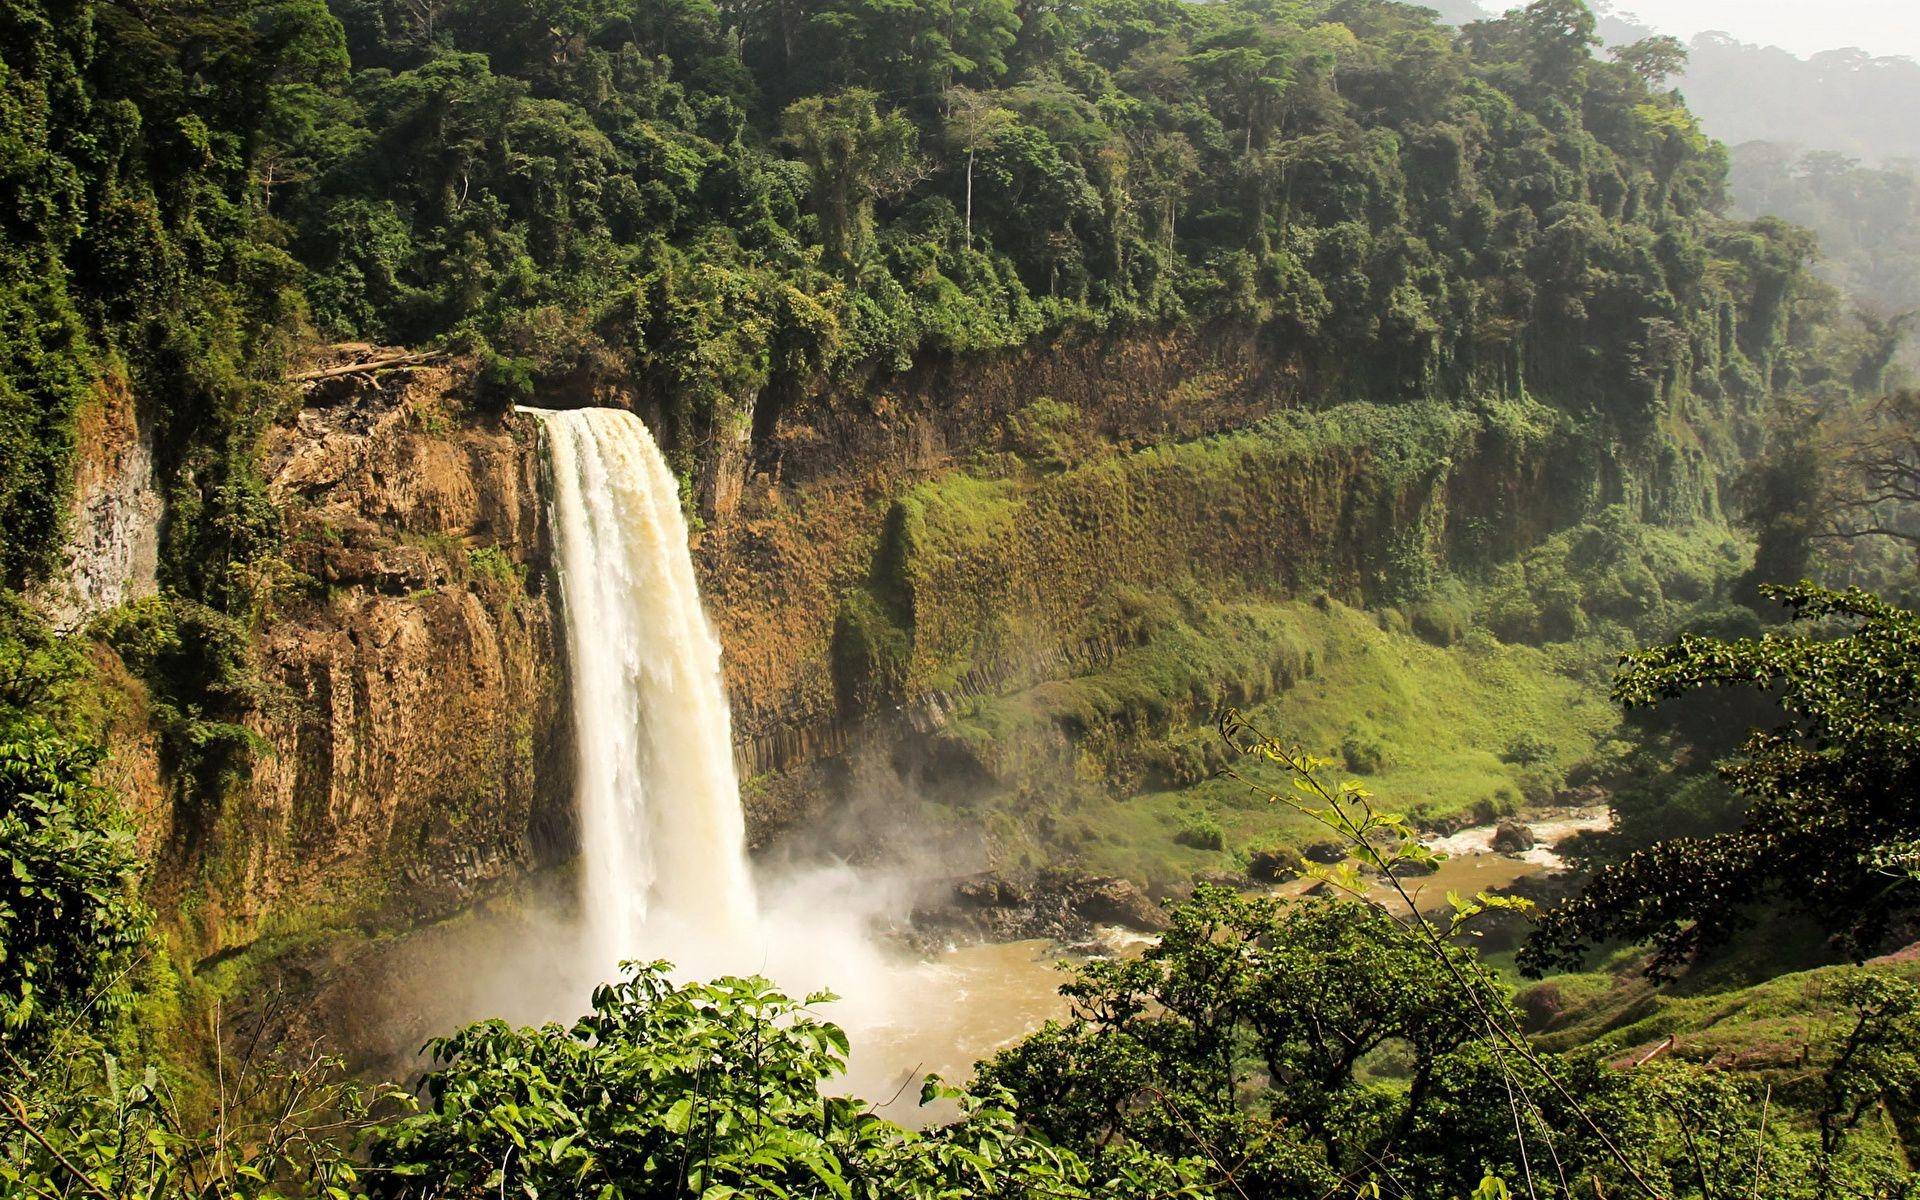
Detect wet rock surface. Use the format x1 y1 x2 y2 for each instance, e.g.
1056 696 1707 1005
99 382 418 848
914 869 1171 948
1491 820 1538 854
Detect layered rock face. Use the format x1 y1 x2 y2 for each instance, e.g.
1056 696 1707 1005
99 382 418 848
149 369 574 957
692 325 1667 840
700 326 1296 793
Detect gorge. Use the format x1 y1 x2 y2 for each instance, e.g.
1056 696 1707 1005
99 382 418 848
9 0 1920 1189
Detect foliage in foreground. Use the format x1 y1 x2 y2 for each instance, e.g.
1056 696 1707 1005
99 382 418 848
1 1034 383 1200
1524 583 1920 977
0 714 146 1048
366 963 1207 1200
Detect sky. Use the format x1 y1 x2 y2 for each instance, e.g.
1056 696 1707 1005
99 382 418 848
1595 0 1920 62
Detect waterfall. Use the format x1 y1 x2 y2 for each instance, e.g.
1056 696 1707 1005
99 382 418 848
521 406 758 976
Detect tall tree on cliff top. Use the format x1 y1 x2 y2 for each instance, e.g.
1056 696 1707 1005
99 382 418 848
780 89 922 276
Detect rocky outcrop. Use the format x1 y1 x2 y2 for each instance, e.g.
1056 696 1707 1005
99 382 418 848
1247 846 1306 883
139 367 574 958
1491 820 1538 855
915 868 1170 945
30 373 161 631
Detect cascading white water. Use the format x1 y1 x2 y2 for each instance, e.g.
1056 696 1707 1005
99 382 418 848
521 406 758 975
519 405 1029 1121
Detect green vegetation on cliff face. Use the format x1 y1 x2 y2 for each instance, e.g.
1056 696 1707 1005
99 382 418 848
895 497 1749 888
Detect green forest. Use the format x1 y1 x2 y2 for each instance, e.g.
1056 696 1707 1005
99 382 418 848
5 0 1920 1195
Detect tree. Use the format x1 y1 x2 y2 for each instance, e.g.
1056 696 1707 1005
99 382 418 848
1185 25 1294 159
943 86 1014 243
779 88 921 275
802 0 1019 103
1518 0 1599 92
980 888 1541 1195
1822 388 1920 551
0 718 147 1047
1817 973 1920 1158
1610 35 1687 89
1524 585 1920 978
369 961 1210 1199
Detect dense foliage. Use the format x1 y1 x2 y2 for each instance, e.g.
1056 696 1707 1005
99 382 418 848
978 891 1574 1197
0 0 1847 595
1525 584 1920 977
0 716 146 1046
362 895 1920 1200
0 0 313 602
368 963 1208 1200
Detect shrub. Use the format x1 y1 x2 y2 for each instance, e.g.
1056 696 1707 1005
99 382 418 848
368 963 1198 1199
1342 728 1389 774
1174 812 1225 851
95 595 263 803
1503 730 1556 767
0 718 147 1046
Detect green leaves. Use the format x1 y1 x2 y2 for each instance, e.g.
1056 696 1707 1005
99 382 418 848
372 961 1196 1199
0 715 147 1047
1528 584 1920 977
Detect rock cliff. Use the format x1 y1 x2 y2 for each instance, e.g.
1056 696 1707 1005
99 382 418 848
108 321 1734 961
29 372 163 631
135 367 574 960
696 323 1726 843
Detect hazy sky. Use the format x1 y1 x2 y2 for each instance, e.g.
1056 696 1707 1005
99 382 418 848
1598 1 1920 62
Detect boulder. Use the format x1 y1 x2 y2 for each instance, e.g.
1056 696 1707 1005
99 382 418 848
1247 845 1306 882
1301 837 1350 864
1074 877 1170 933
1193 869 1254 892
953 873 1027 909
1491 820 1537 854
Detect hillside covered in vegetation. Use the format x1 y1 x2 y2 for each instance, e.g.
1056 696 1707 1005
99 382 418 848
1 0 1874 597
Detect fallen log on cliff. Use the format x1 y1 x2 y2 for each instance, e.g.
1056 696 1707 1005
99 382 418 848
289 350 448 384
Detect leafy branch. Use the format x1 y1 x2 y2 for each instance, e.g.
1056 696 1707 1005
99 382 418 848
1217 708 1667 1200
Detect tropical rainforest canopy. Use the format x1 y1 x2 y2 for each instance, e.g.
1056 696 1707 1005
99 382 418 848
0 0 1851 603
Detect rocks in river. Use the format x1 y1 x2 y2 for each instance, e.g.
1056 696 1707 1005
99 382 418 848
1491 820 1537 854
1076 877 1172 932
1301 837 1351 864
953 873 1028 909
1192 869 1256 893
917 868 1171 945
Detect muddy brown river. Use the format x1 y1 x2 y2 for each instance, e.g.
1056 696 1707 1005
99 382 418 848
842 806 1612 1121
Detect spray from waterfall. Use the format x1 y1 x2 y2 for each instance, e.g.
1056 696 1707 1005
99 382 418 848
514 405 1064 1119
521 406 757 974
